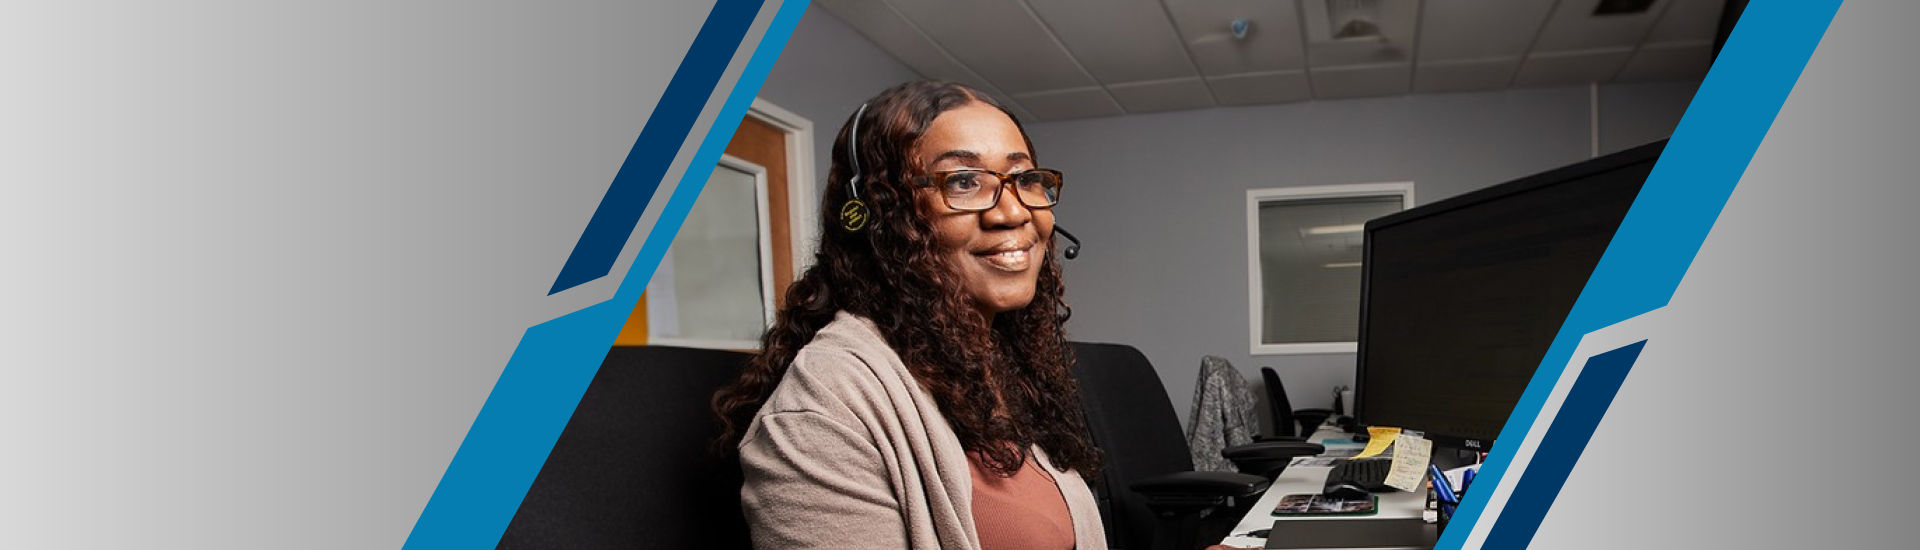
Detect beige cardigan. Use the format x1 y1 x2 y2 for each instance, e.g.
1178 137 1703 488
739 312 1107 550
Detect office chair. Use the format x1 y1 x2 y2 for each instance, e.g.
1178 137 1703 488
498 345 753 550
1261 367 1334 440
1071 342 1322 550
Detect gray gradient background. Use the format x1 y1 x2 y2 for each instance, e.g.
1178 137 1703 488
0 0 785 547
2 0 1910 547
1527 1 1920 547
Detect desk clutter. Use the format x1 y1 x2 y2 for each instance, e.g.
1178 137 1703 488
1222 423 1486 550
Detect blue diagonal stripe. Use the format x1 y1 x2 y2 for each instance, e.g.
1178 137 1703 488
1481 341 1645 549
547 0 765 295
1436 2 1841 548
403 0 808 547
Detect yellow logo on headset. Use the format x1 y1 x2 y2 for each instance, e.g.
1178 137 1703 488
839 199 869 232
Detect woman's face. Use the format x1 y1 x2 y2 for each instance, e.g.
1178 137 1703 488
912 101 1054 317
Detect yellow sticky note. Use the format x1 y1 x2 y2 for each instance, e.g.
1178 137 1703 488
1354 426 1401 458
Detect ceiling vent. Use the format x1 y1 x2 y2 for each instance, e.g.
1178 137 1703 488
1593 0 1658 16
1305 0 1386 42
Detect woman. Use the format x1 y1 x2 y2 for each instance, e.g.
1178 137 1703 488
711 80 1104 549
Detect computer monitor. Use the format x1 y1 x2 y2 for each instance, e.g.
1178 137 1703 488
1354 140 1664 451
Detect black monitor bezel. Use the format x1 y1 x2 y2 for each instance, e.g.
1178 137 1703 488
1353 140 1666 452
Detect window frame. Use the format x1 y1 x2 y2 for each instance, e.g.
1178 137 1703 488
1246 182 1415 356
646 153 777 351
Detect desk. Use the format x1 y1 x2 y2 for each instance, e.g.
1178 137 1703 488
1217 425 1436 549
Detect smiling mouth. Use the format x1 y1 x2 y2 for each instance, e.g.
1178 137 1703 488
975 242 1035 272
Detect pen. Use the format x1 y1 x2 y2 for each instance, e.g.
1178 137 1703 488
1428 465 1458 506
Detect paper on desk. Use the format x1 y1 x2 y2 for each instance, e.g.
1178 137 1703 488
1352 426 1401 458
1289 456 1345 467
1445 464 1481 493
1382 434 1432 492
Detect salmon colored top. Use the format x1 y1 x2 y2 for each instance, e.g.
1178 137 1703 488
969 451 1077 550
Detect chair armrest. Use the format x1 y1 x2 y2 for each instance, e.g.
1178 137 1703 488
1222 440 1326 480
1222 440 1325 460
1129 471 1272 550
1292 409 1335 436
1129 471 1271 501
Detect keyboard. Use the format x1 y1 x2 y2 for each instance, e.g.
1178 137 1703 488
1323 457 1397 493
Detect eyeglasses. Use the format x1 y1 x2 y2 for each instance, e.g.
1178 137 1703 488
915 168 1065 212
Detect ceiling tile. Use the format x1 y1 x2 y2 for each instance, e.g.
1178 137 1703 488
1514 48 1634 87
1614 41 1712 82
1107 78 1215 113
999 98 1042 125
1415 0 1556 62
1027 0 1197 83
1012 87 1126 120
813 0 998 93
1208 71 1310 105
1414 58 1519 94
1533 0 1672 52
884 0 1095 94
1646 0 1725 43
1310 63 1410 99
1302 0 1421 68
1163 0 1307 76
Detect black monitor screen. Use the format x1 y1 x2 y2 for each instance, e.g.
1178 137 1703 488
1355 141 1662 449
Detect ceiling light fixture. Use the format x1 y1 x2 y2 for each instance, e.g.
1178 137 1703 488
1305 223 1365 235
1323 261 1363 269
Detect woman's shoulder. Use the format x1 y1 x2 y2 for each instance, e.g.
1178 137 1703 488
756 312 908 417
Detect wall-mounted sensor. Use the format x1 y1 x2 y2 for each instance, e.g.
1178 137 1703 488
1230 18 1250 40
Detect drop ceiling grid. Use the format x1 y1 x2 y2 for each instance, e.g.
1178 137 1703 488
1025 0 1198 84
812 0 1038 121
818 0 1718 121
1004 0 1128 117
1532 0 1672 52
1604 0 1683 83
1505 0 1568 90
883 0 1095 93
1149 0 1224 106
1167 0 1309 76
1646 0 1726 44
1416 0 1559 63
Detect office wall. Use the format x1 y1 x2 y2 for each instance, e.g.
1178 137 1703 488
1600 80 1701 155
1030 82 1698 429
755 5 921 213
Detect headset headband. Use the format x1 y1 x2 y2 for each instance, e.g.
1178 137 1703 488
839 103 872 232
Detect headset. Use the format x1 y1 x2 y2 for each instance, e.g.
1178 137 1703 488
838 103 872 232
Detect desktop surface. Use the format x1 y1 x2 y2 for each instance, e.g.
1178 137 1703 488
1219 425 1436 549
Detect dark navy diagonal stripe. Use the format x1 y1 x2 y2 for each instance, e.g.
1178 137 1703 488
547 0 765 295
1482 341 1646 550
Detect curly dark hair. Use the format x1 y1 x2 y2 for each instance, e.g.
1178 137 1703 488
710 80 1098 477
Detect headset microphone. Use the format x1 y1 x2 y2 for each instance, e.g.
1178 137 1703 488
1054 226 1082 260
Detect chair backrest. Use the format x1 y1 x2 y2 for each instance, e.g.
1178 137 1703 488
1071 342 1195 550
499 345 753 550
1261 367 1297 438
